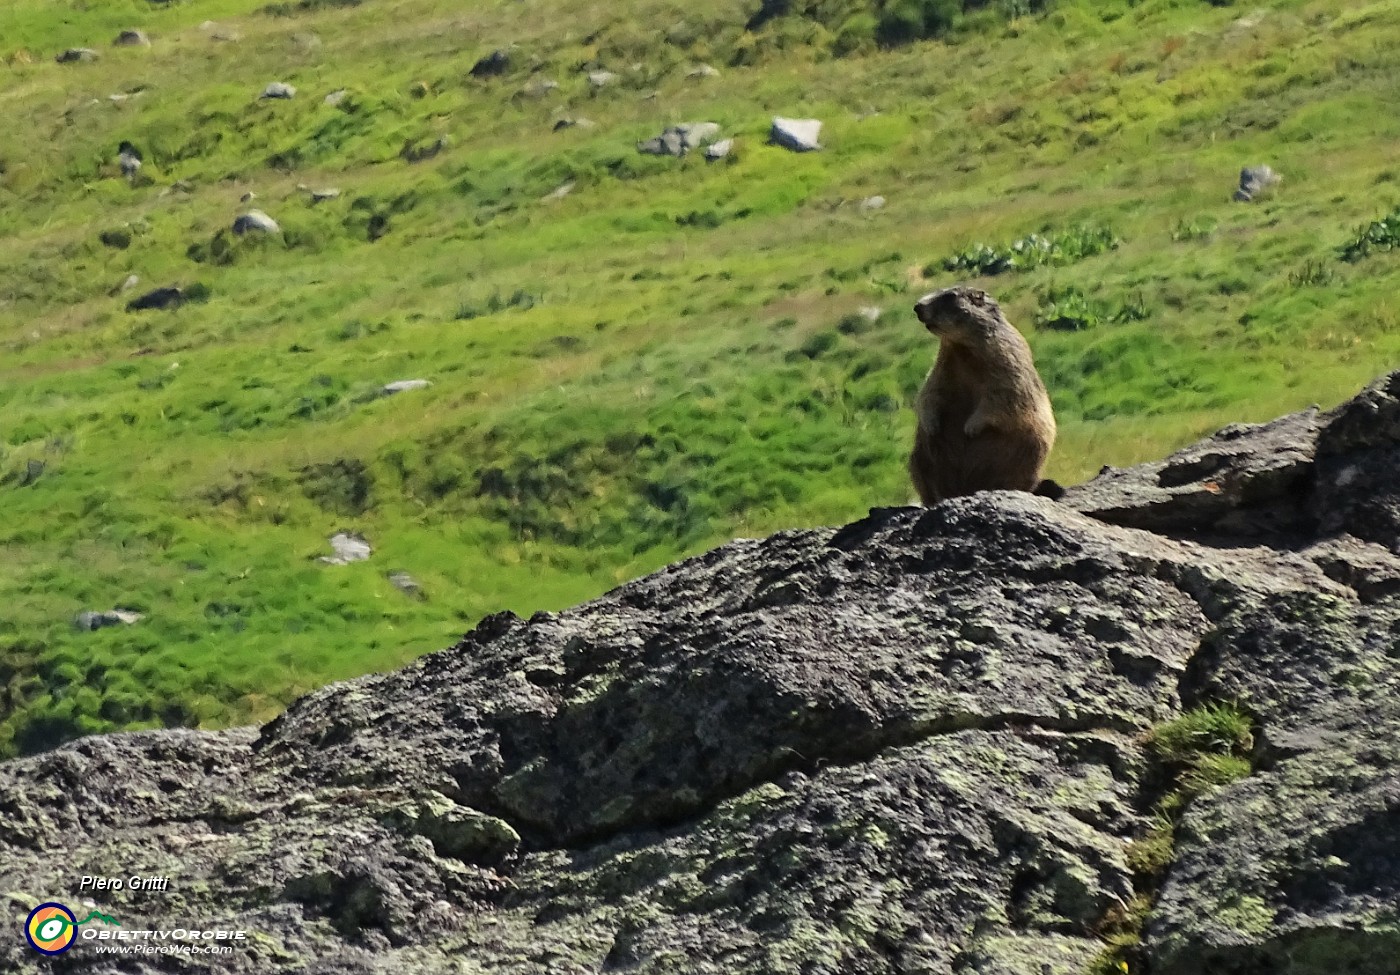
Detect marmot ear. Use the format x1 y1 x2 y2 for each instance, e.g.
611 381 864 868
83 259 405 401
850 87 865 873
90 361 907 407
968 289 990 307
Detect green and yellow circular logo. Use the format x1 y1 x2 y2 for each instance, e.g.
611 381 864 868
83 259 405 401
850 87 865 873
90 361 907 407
26 902 78 955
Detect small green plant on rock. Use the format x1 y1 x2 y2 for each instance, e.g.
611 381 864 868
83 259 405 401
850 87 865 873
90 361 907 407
1147 701 1254 775
1089 702 1255 975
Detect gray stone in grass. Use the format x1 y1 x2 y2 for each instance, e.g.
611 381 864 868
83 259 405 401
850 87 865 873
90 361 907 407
320 532 371 565
56 48 100 64
1234 164 1281 202
470 49 511 78
516 78 559 99
703 138 733 161
126 286 184 311
232 210 280 235
382 379 431 395
388 572 424 599
74 609 144 631
638 122 721 157
261 82 297 100
552 116 595 132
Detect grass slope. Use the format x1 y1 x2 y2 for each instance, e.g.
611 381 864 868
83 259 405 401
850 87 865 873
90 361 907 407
2 0 1399 754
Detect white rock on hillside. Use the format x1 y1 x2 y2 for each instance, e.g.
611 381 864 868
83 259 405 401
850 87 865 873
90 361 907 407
232 210 280 235
704 138 733 161
770 117 823 152
320 532 372 565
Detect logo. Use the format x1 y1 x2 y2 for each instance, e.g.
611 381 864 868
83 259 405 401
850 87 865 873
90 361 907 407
26 903 77 955
24 903 118 956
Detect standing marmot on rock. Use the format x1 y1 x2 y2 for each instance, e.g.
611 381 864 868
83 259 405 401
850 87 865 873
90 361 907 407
908 286 1057 504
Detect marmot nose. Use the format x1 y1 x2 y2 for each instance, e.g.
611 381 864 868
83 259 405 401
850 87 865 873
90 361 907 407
914 293 938 325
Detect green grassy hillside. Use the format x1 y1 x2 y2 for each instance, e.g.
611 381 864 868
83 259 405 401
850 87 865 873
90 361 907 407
2 0 1399 755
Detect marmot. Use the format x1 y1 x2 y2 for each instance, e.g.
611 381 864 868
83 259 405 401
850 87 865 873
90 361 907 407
908 286 1057 504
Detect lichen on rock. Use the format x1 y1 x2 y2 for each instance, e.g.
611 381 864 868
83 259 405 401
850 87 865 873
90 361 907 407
6 373 1400 973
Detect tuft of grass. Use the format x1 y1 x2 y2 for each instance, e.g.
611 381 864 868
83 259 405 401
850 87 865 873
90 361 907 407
1090 703 1255 974
1288 260 1336 289
1146 701 1255 771
1087 893 1152 975
455 290 540 321
1171 216 1217 242
1123 817 1175 880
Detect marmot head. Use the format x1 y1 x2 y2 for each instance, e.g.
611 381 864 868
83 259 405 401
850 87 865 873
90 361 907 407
913 286 1006 345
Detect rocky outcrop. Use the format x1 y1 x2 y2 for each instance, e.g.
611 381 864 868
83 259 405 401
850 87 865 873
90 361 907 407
6 375 1400 973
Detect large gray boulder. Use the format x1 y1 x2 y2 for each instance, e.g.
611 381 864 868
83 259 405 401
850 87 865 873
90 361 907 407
7 374 1400 973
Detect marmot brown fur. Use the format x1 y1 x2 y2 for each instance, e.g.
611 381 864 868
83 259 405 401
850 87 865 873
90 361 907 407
908 286 1057 504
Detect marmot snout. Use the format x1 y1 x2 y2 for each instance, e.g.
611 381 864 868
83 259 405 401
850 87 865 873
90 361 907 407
908 286 1056 505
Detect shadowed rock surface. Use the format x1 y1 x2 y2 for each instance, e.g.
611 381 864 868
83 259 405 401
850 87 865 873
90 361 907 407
124 285 185 311
5 375 1400 973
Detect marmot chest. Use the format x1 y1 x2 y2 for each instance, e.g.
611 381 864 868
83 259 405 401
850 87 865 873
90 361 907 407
924 344 999 432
